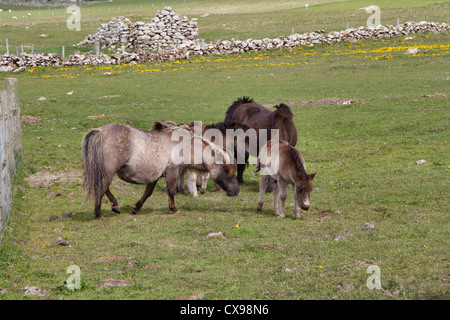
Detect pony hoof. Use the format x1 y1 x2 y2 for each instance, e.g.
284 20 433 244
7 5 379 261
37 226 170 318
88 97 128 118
131 208 140 214
94 214 103 220
112 207 120 214
170 209 180 214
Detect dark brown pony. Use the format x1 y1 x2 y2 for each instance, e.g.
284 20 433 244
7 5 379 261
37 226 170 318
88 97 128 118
224 96 298 185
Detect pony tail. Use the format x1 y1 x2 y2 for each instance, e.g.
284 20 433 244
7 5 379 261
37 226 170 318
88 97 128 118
82 129 108 199
272 103 294 129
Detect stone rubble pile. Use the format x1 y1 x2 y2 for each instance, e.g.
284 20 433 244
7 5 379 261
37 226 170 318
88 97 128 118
77 7 199 52
1 20 449 71
78 16 134 48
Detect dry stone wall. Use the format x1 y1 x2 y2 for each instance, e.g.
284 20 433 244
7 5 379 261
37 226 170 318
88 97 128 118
1 17 449 71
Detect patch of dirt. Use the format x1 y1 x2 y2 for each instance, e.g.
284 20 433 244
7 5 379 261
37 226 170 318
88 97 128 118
24 286 50 298
353 261 374 269
338 281 355 292
97 279 133 289
264 98 364 108
186 292 208 300
98 95 121 99
21 115 43 125
123 261 136 270
289 98 364 106
93 256 134 263
87 113 123 120
418 93 448 98
46 190 62 198
144 264 162 269
25 168 83 189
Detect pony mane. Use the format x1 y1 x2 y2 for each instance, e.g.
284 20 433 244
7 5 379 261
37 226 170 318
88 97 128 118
288 145 309 180
152 121 189 131
224 96 255 122
205 121 251 133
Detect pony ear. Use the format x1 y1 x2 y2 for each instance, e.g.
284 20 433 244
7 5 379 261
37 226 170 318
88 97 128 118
309 172 317 180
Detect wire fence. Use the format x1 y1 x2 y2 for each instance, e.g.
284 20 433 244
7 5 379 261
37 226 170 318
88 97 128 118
2 41 95 57
0 78 22 250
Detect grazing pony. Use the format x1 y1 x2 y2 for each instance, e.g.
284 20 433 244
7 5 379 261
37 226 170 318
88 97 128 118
177 121 252 196
255 140 316 219
224 96 298 185
82 121 240 219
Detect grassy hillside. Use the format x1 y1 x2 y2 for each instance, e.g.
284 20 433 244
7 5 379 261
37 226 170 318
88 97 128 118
0 0 448 300
0 0 448 53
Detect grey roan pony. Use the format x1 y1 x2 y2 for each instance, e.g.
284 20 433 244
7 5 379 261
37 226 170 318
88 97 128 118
82 121 240 219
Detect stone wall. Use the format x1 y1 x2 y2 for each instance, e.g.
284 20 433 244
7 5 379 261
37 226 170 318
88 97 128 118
1 21 449 71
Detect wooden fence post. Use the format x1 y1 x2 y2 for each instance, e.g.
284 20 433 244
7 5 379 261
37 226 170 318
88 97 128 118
94 41 100 56
0 79 22 166
6 79 22 156
0 86 5 237
0 78 22 248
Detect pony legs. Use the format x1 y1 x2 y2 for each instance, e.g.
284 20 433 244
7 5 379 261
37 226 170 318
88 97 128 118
236 152 249 185
237 163 246 185
165 168 181 214
199 172 209 194
176 171 187 194
105 187 120 213
132 181 158 214
277 181 288 218
92 177 115 219
186 170 198 197
293 187 301 219
258 175 285 217
257 175 270 211
272 181 281 216
93 195 103 219
187 171 208 196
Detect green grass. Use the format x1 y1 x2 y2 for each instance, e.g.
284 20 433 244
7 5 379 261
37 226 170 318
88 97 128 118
0 0 449 300
0 0 448 53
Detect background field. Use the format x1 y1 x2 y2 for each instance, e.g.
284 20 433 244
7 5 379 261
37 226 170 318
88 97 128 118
0 0 449 300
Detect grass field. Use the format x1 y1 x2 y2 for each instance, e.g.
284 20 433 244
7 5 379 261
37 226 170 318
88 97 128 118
0 0 449 300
